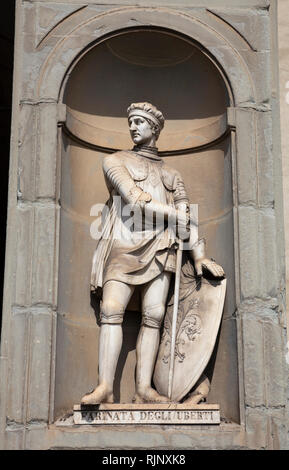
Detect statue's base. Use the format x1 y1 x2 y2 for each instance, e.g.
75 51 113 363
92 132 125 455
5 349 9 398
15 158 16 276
73 403 220 425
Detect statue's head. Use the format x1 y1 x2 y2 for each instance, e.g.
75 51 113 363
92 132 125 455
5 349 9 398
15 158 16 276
127 102 164 146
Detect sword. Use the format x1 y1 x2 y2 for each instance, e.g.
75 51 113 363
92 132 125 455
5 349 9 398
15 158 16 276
168 238 183 400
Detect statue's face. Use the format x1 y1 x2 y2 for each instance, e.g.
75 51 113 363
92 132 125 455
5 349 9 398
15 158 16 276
128 115 154 145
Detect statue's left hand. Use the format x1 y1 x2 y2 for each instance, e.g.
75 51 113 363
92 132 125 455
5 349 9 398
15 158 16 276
195 258 225 278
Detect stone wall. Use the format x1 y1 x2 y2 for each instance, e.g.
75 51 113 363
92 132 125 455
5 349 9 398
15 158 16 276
0 0 288 450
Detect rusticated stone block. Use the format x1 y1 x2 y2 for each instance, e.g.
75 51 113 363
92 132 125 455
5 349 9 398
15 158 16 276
207 8 270 52
35 3 86 45
263 321 286 407
31 204 57 306
245 408 268 449
235 109 274 207
6 311 29 424
241 50 271 106
242 317 265 407
14 205 34 307
4 426 25 451
235 109 258 205
18 104 37 202
26 310 53 422
238 206 278 299
23 424 48 450
268 409 288 450
242 312 287 410
254 111 274 207
36 103 58 200
18 102 59 201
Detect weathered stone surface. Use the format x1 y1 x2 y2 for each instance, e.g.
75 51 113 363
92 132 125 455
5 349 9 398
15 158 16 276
242 312 287 410
241 50 271 105
238 206 278 299
268 409 288 450
6 310 28 423
242 317 265 407
31 205 58 306
235 109 258 205
18 105 37 202
14 205 34 307
206 45 255 105
235 109 274 207
254 111 274 207
4 427 25 451
207 8 270 52
26 422 244 450
35 3 87 46
22 424 47 451
26 310 54 422
36 104 58 200
245 409 268 449
238 297 280 320
263 321 286 407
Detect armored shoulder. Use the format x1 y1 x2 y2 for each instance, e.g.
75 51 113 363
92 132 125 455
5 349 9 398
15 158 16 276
102 151 130 174
102 151 144 205
161 164 189 205
161 163 183 189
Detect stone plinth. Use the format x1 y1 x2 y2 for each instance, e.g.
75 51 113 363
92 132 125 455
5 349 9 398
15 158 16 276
73 403 220 425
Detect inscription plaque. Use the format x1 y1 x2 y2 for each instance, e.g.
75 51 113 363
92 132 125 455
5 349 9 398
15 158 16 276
73 404 220 425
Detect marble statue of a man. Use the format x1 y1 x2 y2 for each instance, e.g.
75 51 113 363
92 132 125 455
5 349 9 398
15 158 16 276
81 102 224 405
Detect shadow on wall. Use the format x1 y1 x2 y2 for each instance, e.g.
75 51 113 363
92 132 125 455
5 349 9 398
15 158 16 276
64 30 229 120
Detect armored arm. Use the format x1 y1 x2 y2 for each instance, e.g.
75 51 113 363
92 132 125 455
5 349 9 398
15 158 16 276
103 155 184 220
103 156 150 205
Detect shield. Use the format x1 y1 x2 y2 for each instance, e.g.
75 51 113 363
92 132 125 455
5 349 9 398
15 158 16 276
153 254 226 402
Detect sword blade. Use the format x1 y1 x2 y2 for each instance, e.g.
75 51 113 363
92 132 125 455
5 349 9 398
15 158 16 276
168 239 183 400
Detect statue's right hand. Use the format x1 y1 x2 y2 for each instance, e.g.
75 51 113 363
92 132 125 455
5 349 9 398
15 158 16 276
137 191 152 208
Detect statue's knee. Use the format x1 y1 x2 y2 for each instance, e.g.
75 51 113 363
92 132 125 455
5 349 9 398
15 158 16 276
101 299 125 325
142 303 166 329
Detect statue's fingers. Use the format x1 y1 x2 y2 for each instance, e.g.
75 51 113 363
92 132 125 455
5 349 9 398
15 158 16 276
213 263 224 274
206 262 224 277
212 265 225 277
210 266 220 276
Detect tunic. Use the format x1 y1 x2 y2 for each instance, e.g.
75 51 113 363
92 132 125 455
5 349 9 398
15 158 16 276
91 146 189 293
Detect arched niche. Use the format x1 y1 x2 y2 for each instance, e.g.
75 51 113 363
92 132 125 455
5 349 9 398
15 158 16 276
55 28 239 423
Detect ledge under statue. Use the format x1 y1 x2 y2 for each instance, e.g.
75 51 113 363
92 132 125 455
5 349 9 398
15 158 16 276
80 102 226 408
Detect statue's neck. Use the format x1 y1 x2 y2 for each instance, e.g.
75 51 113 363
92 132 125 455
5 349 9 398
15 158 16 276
132 144 162 161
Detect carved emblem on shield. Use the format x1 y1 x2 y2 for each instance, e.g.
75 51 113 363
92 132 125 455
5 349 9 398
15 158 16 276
153 255 227 402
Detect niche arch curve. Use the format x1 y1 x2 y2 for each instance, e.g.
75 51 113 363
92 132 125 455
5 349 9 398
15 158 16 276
54 22 241 425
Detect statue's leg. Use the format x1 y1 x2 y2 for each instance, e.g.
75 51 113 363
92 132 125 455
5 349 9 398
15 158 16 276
134 272 172 403
81 280 134 405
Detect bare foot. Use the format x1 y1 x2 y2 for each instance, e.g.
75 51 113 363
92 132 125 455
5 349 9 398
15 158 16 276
182 393 204 405
134 387 171 404
183 373 210 405
81 383 114 405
